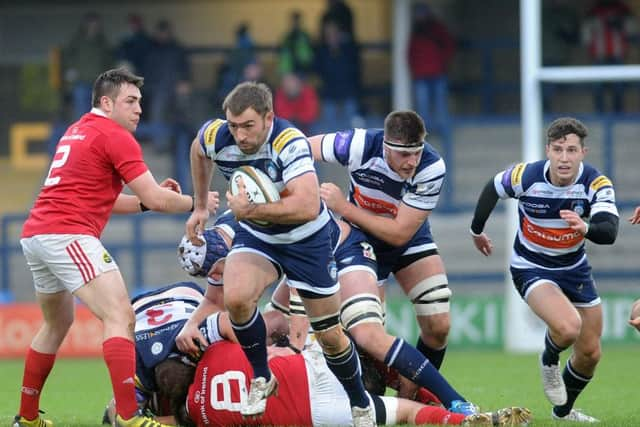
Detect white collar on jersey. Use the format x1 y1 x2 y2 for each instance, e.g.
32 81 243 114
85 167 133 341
90 107 108 118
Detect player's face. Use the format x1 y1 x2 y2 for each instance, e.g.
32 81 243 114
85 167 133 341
226 108 274 154
545 133 587 186
383 140 423 179
104 83 142 133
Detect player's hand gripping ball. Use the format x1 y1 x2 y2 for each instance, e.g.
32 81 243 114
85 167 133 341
229 166 280 226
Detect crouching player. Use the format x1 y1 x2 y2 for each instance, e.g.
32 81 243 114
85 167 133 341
102 281 223 424
155 316 532 427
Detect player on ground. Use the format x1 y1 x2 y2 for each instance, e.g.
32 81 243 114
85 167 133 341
185 82 374 426
177 212 478 415
469 117 618 423
104 282 532 427
15 68 199 427
155 321 532 427
309 110 452 372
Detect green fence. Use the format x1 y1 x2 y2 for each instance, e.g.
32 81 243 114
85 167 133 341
383 292 640 349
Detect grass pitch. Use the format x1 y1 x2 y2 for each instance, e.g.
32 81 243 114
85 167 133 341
0 345 636 426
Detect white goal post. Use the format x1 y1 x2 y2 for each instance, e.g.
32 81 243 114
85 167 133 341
507 0 640 352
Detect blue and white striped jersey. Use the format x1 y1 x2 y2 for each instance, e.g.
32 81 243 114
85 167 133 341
495 160 618 269
319 128 445 217
197 117 330 244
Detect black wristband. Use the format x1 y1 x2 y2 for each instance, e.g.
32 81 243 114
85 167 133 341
190 196 195 212
287 343 301 354
139 202 150 212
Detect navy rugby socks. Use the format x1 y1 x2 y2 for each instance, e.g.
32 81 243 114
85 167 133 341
542 330 568 366
324 341 370 409
230 308 271 380
553 360 592 418
386 337 464 407
416 336 447 370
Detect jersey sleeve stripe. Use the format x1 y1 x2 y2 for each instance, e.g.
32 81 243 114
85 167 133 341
198 119 224 158
511 162 526 186
590 175 612 191
273 128 305 154
202 119 224 147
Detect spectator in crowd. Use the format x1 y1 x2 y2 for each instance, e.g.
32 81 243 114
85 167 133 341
274 72 320 134
116 14 153 76
278 10 315 76
62 12 113 120
542 0 580 111
407 3 455 134
582 0 637 112
142 19 191 150
217 23 257 98
315 19 362 128
320 0 355 41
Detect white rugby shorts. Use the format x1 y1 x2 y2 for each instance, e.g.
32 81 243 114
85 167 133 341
304 345 376 426
20 234 118 293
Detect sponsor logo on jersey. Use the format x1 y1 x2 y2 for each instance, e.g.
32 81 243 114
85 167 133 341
273 128 304 153
595 188 615 203
353 187 398 216
530 188 553 196
522 217 583 249
571 200 586 217
521 201 550 214
563 189 585 198
328 260 338 281
203 119 224 147
151 342 163 355
590 175 612 192
353 171 385 187
340 256 354 265
360 242 377 261
264 160 279 181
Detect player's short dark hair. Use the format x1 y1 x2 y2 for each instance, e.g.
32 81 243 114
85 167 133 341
222 81 273 116
154 358 196 427
384 110 428 145
92 67 144 107
546 117 588 147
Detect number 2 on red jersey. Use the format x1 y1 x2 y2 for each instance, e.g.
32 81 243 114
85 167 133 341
44 145 71 186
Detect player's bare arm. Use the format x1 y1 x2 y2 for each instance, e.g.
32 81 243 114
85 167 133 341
113 178 183 214
228 172 321 224
187 137 215 244
628 206 640 224
308 134 325 160
128 171 194 213
629 299 640 331
176 285 225 357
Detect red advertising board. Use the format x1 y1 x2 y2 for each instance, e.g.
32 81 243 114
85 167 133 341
0 304 103 358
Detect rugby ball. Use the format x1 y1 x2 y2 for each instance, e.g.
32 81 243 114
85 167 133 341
229 166 280 226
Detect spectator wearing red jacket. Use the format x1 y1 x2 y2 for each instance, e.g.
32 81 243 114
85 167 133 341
274 73 320 135
582 0 637 112
408 3 455 133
